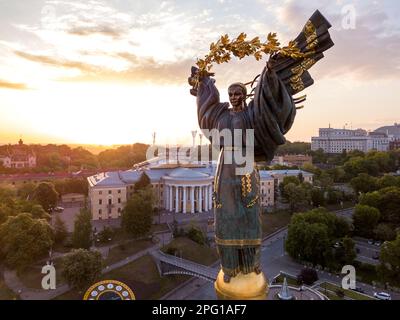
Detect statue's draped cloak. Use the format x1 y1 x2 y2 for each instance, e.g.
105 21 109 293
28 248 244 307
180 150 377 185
195 9 333 277
196 68 296 277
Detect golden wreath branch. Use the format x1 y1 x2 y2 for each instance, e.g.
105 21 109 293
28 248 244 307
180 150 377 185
192 32 305 90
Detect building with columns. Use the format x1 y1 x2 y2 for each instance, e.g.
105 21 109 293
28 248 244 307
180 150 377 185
88 160 312 221
163 168 213 214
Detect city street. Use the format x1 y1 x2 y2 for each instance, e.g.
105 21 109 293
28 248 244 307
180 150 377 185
170 226 400 300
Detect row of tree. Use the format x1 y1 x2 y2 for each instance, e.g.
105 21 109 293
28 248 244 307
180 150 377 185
279 175 350 213
0 143 150 174
285 208 355 270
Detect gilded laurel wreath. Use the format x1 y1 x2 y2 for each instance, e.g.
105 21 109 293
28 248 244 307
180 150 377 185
195 32 304 81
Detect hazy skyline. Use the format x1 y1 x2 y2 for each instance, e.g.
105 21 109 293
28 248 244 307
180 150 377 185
0 0 399 145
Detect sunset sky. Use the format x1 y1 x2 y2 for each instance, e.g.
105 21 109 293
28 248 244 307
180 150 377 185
0 0 399 146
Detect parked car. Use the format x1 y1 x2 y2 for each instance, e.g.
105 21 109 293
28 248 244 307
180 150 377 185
374 241 382 247
374 292 391 300
53 206 64 213
368 239 374 245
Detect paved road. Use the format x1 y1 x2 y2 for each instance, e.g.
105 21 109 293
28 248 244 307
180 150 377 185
2 234 173 300
176 225 400 300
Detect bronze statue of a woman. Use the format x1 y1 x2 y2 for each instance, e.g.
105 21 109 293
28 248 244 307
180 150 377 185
189 10 334 299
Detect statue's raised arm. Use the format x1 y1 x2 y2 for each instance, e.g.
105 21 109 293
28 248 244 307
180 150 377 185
188 10 334 300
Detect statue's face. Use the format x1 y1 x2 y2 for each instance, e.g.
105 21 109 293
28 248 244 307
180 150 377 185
228 86 245 110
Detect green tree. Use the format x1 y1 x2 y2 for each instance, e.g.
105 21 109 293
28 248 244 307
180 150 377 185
98 226 114 243
61 249 102 290
17 182 36 200
71 209 92 249
54 179 89 196
360 187 400 226
187 227 206 245
353 205 381 238
134 172 151 192
342 236 356 265
377 234 400 286
32 182 59 212
0 213 53 269
326 188 343 205
279 176 300 198
53 214 68 244
315 171 334 189
285 208 351 267
283 183 310 213
122 187 154 238
0 204 13 225
377 175 400 190
374 223 397 242
359 191 381 209
350 174 378 194
30 204 51 220
378 187 400 225
311 149 328 164
286 221 331 266
311 188 325 207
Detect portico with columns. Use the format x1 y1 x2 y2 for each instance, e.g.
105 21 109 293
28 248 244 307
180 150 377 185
163 168 214 213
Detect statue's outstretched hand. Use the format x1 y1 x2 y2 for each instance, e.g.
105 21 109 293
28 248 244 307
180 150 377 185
188 66 199 96
188 66 216 96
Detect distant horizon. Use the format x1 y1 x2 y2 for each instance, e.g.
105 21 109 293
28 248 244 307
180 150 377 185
0 1 399 146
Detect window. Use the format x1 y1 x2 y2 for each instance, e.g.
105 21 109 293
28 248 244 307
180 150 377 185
99 191 102 195
108 190 112 194
99 199 102 205
108 208 112 214
118 208 121 213
118 190 121 194
118 198 121 204
99 209 102 215
108 199 112 205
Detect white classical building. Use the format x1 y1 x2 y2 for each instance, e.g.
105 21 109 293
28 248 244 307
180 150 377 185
311 128 390 154
88 157 313 221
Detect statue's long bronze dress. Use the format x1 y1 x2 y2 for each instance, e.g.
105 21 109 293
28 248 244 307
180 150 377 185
194 10 334 278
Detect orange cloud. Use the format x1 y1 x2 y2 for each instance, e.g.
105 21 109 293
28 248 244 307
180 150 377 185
0 79 28 90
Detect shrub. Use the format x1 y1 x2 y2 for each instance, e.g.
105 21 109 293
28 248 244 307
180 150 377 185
297 268 319 285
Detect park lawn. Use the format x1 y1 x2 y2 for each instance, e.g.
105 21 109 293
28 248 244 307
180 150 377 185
261 210 292 237
54 254 190 300
0 277 19 300
317 289 343 300
104 239 154 266
320 282 375 300
17 257 65 290
353 262 379 285
162 237 219 266
274 274 298 286
95 228 132 247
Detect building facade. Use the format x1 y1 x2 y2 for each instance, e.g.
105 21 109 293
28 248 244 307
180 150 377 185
0 139 36 169
311 128 390 154
88 159 312 221
272 154 312 167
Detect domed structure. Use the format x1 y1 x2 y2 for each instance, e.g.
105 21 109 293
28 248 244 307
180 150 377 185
163 167 214 214
167 167 210 180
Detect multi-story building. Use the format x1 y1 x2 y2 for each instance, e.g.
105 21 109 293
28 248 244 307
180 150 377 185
0 139 36 169
389 139 400 151
271 154 312 167
311 128 390 154
88 158 313 221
